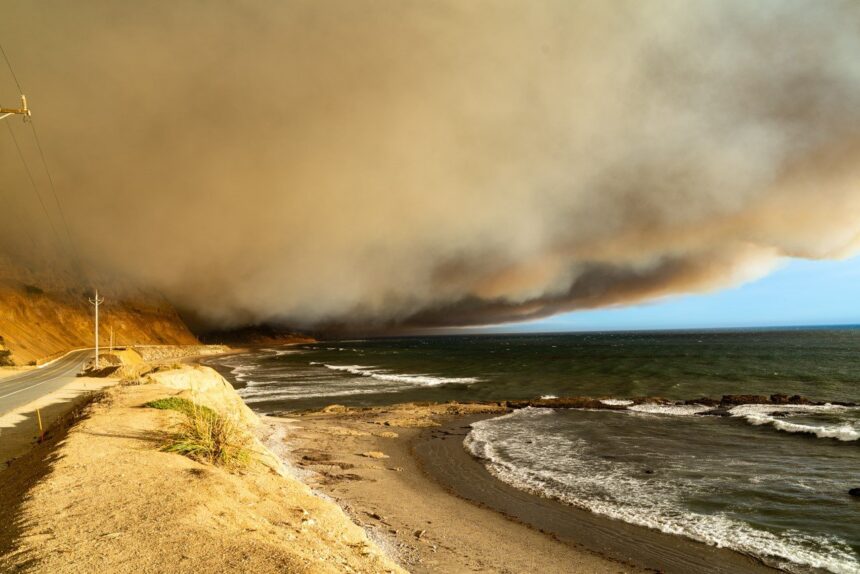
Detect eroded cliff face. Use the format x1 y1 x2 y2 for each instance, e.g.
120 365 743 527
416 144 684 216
0 256 198 365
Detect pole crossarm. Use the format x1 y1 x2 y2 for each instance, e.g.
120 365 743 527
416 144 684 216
0 94 30 121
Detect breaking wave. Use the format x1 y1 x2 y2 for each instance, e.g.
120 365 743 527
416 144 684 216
627 403 712 416
317 363 480 386
729 404 860 442
465 408 859 574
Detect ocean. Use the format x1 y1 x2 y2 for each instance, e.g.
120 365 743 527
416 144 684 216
206 328 860 573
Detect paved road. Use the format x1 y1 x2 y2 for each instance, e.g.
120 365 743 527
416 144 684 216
0 349 92 416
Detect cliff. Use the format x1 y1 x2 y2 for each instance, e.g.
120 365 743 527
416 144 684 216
0 255 198 365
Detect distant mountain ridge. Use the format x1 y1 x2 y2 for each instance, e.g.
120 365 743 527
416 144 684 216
199 325 316 346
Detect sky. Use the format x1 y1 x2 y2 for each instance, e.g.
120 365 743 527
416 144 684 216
489 256 860 333
1 1 859 335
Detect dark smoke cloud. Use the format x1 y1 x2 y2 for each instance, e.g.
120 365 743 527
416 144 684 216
0 0 858 331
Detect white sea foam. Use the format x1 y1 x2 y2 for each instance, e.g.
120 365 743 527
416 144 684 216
240 386 399 402
729 404 860 442
627 403 711 416
229 364 258 382
600 399 634 406
464 408 859 574
272 349 304 356
319 363 480 386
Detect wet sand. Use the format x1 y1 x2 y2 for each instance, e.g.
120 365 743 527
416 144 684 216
416 415 781 574
284 406 636 573
285 404 782 574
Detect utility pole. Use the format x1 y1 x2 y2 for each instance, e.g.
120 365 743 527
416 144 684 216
109 325 114 354
89 290 104 369
0 94 30 122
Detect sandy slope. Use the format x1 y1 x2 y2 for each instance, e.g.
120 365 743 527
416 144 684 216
0 367 405 573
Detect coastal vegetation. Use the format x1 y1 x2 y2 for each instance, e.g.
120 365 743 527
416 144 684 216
146 396 251 468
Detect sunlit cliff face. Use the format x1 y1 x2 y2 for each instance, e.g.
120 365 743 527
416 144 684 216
0 0 858 331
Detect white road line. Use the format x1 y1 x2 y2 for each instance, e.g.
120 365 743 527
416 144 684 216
0 353 87 400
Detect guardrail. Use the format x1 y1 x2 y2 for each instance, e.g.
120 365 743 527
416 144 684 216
31 344 222 367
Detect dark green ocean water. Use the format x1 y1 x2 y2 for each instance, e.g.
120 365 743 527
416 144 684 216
208 328 860 573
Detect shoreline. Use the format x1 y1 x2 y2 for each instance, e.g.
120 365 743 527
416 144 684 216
284 404 634 573
413 413 782 574
284 404 787 573
201 347 852 573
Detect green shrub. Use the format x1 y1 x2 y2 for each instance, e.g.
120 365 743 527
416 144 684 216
145 397 249 468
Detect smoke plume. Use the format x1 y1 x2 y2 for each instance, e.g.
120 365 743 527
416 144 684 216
1 0 858 331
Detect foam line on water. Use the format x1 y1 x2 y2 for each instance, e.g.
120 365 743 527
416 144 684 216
317 363 480 386
464 408 859 574
729 405 859 442
628 404 712 416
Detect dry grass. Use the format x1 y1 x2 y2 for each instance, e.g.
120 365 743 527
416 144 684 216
146 397 251 468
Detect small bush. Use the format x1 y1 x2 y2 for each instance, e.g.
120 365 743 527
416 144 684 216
144 397 217 420
0 349 13 367
23 284 44 295
145 397 249 468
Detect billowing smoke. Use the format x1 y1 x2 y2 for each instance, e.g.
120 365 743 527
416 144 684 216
0 0 858 331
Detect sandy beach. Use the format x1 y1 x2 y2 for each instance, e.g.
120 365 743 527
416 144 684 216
284 403 783 574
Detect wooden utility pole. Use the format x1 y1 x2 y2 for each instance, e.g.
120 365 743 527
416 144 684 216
89 290 104 369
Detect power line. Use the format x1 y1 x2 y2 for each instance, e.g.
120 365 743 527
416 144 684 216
27 118 89 281
0 40 90 283
0 42 23 94
5 122 63 251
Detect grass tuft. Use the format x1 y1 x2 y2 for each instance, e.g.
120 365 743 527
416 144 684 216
144 397 217 419
145 397 250 468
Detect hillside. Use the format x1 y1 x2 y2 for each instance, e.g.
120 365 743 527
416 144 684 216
0 256 198 365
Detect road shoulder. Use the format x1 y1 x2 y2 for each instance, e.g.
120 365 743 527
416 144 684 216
0 377 117 468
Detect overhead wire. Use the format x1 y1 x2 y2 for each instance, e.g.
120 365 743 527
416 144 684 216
0 42 23 93
5 122 56 250
0 40 91 284
27 119 89 281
